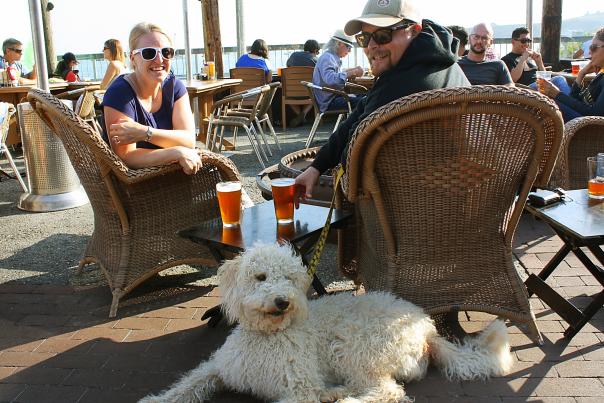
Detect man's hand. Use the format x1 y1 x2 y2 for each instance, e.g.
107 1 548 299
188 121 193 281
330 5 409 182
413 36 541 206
530 51 542 63
537 78 560 98
346 66 364 79
294 166 320 208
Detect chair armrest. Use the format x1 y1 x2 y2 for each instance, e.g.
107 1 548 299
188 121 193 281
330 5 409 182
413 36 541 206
345 82 368 94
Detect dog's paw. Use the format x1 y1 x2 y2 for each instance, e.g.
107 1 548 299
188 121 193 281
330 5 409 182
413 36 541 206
319 386 348 402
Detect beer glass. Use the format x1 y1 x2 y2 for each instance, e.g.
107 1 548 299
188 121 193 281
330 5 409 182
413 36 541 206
271 178 295 224
207 62 216 80
587 157 604 199
536 70 551 92
571 61 580 75
216 181 242 227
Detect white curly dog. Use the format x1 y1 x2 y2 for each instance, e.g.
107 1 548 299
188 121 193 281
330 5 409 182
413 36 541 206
141 243 513 403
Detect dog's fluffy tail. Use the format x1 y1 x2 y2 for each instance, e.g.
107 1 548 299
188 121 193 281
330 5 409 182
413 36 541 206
428 319 513 381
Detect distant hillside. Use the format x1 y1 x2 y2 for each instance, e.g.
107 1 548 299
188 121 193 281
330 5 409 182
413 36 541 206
491 11 604 38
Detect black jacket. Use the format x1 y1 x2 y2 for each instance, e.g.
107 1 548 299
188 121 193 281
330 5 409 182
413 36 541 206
555 72 604 117
311 20 470 173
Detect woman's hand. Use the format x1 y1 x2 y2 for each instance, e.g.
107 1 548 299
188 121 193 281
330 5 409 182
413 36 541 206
537 79 560 98
109 118 146 146
294 166 320 208
174 147 202 175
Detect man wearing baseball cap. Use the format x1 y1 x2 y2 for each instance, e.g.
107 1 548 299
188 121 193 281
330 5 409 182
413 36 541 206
308 29 365 124
295 0 470 201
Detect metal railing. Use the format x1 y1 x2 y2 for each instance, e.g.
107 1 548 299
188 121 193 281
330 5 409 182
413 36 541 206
72 36 593 81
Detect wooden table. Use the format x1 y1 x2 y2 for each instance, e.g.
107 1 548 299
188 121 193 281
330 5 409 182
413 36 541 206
524 189 604 339
351 75 375 91
0 81 101 145
185 78 242 150
552 71 597 86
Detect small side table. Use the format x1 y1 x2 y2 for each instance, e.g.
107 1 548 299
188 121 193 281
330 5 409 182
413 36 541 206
524 189 604 339
179 201 353 324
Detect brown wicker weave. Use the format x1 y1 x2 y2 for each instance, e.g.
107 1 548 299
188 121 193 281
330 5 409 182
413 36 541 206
27 88 241 317
548 116 604 190
340 85 564 340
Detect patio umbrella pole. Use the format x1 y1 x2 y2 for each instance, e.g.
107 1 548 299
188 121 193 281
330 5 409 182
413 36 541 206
28 0 49 91
182 0 193 81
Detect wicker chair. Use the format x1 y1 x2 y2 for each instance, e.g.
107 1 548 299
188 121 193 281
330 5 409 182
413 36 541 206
548 116 604 190
27 88 241 317
339 85 564 342
0 102 27 191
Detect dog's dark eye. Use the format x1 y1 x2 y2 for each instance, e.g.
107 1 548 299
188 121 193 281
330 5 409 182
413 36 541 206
255 273 266 281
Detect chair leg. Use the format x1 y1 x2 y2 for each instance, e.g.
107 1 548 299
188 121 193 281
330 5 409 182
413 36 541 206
1 144 27 192
264 116 281 150
282 100 287 131
332 113 346 133
249 124 269 162
109 289 123 318
305 113 323 149
244 125 267 168
254 119 272 158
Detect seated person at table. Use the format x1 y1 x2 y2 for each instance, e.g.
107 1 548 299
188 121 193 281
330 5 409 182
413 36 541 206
53 52 80 82
538 28 604 123
235 39 272 83
286 39 320 67
501 27 570 94
312 29 364 113
100 39 127 90
103 22 201 175
295 0 469 200
457 23 513 85
286 39 320 127
447 25 468 58
0 38 37 85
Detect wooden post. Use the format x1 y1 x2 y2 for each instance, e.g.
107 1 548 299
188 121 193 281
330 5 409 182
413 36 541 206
200 0 224 78
541 0 562 70
41 0 56 76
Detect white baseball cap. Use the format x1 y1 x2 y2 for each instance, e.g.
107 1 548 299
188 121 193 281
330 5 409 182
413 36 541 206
344 0 422 36
331 29 355 46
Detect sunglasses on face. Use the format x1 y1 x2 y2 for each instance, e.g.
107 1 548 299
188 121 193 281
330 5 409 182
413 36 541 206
9 48 23 54
355 22 415 48
514 38 532 44
132 47 175 61
590 43 604 53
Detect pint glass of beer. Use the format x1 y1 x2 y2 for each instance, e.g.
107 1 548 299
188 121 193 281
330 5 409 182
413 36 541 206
271 178 295 224
216 181 242 227
587 156 604 199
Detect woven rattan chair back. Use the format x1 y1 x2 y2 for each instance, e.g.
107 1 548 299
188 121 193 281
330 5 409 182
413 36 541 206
341 85 564 340
548 116 604 190
27 88 242 317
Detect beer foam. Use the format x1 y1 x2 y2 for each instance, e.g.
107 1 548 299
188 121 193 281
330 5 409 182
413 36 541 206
271 178 295 187
216 181 241 192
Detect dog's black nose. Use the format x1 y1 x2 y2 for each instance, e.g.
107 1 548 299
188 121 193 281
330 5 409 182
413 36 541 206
274 297 289 311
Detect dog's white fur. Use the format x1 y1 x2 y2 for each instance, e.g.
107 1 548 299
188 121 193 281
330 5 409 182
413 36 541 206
141 243 513 403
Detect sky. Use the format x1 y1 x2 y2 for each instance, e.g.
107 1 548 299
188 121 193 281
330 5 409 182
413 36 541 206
2 0 603 67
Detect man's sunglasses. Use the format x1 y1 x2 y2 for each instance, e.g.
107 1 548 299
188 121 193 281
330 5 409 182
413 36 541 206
132 47 175 61
514 38 532 44
590 43 604 53
9 48 23 54
355 22 415 48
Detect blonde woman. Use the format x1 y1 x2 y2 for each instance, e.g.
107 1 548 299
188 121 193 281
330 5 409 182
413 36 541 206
100 39 126 90
103 22 201 174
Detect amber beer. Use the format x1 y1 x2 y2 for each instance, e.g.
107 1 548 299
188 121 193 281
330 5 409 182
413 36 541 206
216 181 242 227
271 178 295 224
587 156 604 199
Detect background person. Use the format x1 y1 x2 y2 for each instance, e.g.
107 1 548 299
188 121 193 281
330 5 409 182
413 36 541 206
235 39 272 83
286 39 320 67
0 38 36 85
102 22 201 175
54 52 80 82
501 27 570 94
295 0 469 202
312 29 364 114
573 38 592 59
447 25 468 57
457 23 513 85
538 28 604 122
100 38 126 90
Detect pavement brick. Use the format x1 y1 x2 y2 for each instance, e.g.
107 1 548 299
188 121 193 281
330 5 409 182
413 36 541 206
4 366 72 385
461 377 541 397
71 327 130 342
1 339 44 353
0 351 56 367
141 306 197 319
0 367 16 381
0 383 26 402
13 384 86 403
113 317 170 331
534 378 604 397
553 360 604 377
33 338 93 354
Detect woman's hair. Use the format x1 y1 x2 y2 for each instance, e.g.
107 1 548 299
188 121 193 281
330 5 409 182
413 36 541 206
324 38 340 54
250 39 269 59
104 39 125 63
594 27 604 43
128 22 172 52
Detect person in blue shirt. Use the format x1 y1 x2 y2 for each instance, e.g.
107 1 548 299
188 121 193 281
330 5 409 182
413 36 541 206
0 38 36 85
235 39 272 83
103 22 201 175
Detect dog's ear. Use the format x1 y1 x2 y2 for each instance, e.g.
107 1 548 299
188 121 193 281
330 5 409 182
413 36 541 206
217 255 241 324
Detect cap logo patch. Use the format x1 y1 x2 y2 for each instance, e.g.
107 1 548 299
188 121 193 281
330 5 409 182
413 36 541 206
377 0 391 7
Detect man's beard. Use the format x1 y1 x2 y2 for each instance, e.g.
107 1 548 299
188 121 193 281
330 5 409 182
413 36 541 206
470 44 485 55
